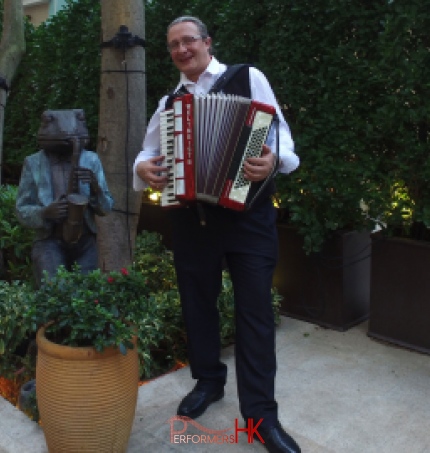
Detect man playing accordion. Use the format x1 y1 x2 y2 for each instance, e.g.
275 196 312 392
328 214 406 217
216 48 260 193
133 15 300 453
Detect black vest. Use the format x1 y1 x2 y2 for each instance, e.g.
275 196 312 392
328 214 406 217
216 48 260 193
215 64 251 97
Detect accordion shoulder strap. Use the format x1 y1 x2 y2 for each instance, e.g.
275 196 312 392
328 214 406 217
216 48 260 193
165 84 190 110
208 64 249 94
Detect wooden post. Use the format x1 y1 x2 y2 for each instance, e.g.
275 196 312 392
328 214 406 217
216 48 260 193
97 0 146 270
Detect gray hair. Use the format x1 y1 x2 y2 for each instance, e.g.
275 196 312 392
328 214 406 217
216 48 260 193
167 16 213 54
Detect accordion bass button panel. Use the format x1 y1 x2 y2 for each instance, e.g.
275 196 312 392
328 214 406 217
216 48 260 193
229 110 273 204
160 109 180 207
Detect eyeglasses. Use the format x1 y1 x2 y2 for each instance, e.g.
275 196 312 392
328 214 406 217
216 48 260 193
167 35 203 52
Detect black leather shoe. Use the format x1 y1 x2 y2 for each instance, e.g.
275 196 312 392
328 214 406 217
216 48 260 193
177 384 224 419
258 422 301 453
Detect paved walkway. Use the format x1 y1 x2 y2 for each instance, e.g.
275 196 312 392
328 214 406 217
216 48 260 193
1 316 429 452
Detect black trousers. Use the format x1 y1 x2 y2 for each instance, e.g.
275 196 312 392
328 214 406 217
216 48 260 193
170 198 279 427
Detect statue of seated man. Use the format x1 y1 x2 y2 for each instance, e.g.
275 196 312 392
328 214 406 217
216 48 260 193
16 109 114 287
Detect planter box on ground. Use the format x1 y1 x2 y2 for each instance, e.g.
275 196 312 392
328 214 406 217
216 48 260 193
273 226 371 331
368 235 430 354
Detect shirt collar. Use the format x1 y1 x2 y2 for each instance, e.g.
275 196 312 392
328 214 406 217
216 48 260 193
177 57 226 89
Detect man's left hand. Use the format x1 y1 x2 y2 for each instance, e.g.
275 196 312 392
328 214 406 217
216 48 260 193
243 144 276 182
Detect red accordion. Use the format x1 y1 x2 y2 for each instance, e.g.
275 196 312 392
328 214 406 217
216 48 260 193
160 93 276 211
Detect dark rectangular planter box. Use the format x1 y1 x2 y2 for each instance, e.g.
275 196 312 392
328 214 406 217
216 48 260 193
368 235 430 354
273 226 371 331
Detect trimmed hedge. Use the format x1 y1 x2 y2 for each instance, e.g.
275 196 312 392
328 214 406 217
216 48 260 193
3 0 429 250
3 0 101 177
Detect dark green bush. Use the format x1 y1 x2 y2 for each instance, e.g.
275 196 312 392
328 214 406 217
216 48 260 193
3 0 101 179
0 281 34 377
134 230 177 293
366 0 430 239
0 226 281 386
0 185 34 282
5 0 429 250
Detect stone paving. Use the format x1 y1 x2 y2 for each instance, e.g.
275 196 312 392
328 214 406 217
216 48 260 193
1 317 429 453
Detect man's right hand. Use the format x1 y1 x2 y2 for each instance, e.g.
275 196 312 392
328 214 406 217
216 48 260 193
136 155 169 191
42 196 68 221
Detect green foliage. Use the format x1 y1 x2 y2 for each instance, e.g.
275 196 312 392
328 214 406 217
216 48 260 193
0 185 34 282
0 0 3 32
4 0 101 172
144 0 429 250
132 230 184 378
6 0 428 250
256 0 389 251
25 265 150 353
136 288 185 380
135 229 167 255
271 287 282 326
217 274 235 347
267 0 429 248
0 281 34 377
0 227 281 383
134 230 177 293
367 0 430 238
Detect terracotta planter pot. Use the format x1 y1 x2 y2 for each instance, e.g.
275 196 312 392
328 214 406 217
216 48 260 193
36 325 139 453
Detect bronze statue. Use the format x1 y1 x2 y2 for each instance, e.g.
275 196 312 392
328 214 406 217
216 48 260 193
16 109 114 287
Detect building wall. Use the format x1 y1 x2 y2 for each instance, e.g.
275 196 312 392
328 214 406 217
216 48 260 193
48 0 69 16
23 0 71 26
23 3 49 27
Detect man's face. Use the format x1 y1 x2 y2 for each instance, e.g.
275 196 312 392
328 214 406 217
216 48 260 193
167 21 212 82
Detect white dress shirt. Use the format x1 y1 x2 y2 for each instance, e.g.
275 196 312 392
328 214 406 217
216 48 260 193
133 57 299 191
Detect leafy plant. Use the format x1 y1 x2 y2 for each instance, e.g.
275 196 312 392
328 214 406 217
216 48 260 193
5 0 430 248
0 227 282 387
217 273 235 347
0 281 34 377
0 185 34 282
25 265 150 354
136 288 186 380
365 0 430 240
3 0 101 179
134 231 177 293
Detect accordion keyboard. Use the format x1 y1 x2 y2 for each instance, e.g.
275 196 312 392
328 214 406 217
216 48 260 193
159 109 179 207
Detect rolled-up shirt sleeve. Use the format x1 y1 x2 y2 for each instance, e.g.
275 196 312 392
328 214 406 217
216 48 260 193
249 67 299 175
133 96 168 191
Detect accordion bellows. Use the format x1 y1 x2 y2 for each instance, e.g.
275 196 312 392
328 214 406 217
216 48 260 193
160 93 276 211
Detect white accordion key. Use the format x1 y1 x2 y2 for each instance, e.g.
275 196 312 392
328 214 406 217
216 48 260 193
160 109 180 207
